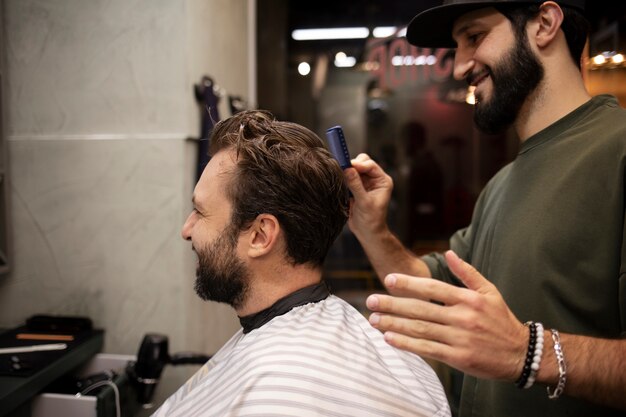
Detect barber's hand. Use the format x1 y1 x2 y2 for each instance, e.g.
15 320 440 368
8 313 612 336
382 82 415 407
343 153 393 239
366 250 528 381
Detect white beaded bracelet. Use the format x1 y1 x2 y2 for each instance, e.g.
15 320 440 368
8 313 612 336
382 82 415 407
547 329 567 399
523 322 544 389
515 321 544 389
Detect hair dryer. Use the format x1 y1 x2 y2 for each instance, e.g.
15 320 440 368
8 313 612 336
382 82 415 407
126 333 211 406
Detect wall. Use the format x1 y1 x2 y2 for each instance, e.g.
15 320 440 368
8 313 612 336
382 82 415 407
0 0 253 407
257 0 288 119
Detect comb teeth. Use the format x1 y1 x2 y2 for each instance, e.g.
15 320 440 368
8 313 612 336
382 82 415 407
325 126 352 169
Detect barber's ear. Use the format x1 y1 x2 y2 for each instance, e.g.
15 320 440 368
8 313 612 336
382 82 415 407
533 1 564 48
247 214 280 258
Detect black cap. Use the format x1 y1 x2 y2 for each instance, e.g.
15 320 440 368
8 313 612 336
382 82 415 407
406 0 586 48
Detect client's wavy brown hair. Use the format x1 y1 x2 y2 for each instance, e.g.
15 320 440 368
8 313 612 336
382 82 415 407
209 110 349 267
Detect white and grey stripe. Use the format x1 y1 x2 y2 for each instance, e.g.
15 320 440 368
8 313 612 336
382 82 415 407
152 295 451 417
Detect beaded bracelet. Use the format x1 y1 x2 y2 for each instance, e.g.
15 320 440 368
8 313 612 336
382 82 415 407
516 321 544 389
524 322 544 389
547 329 567 399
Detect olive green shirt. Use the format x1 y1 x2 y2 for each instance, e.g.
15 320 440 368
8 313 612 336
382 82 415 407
423 95 626 417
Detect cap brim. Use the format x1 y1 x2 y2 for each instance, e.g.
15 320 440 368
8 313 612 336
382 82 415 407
406 2 511 48
411 1 558 48
406 0 585 48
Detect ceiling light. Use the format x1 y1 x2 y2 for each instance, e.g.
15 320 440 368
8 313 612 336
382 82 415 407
298 62 311 76
391 55 405 66
587 51 626 69
592 54 607 65
373 26 397 38
334 55 356 68
363 61 380 71
390 55 437 66
292 27 369 41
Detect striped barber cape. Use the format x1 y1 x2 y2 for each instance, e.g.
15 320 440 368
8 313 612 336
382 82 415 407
152 295 451 417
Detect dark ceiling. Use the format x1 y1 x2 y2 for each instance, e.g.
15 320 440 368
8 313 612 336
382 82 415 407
288 0 626 31
288 0 440 29
286 0 626 62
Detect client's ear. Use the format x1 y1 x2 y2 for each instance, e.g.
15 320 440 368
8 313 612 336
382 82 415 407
247 214 280 258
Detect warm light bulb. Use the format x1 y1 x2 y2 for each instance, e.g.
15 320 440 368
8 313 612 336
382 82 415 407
593 54 607 65
363 61 380 71
298 62 311 76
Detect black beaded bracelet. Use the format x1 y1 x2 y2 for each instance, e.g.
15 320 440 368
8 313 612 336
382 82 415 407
515 321 537 389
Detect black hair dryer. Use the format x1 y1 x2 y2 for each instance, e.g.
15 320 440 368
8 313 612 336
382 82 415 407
126 333 211 407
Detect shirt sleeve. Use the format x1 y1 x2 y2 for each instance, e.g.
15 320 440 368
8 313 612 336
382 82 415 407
420 174 494 287
421 226 471 287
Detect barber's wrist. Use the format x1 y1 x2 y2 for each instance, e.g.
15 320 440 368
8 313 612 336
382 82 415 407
535 329 562 386
514 322 545 388
350 220 392 243
509 322 532 382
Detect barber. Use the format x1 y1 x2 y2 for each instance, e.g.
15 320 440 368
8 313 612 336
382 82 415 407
345 1 626 416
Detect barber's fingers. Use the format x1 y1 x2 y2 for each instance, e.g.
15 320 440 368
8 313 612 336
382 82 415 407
367 294 447 322
366 300 459 364
343 153 370 197
369 314 456 345
351 154 386 177
381 330 459 366
344 167 367 198
344 155 392 197
376 273 477 306
352 153 371 163
445 250 495 294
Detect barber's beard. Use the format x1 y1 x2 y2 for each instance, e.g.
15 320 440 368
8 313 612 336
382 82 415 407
473 32 544 134
194 225 250 309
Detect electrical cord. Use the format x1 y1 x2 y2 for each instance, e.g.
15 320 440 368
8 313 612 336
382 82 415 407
76 380 121 417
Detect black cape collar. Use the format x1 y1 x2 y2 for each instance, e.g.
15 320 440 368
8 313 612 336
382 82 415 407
238 282 330 334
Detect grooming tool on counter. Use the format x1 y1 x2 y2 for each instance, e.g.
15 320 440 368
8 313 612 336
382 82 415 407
126 333 212 406
0 343 67 355
17 333 75 341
